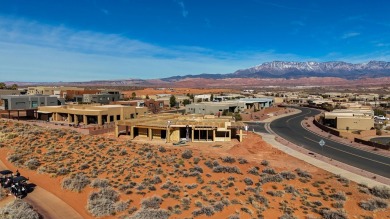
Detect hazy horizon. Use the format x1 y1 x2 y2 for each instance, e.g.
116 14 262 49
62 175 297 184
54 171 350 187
1 0 389 82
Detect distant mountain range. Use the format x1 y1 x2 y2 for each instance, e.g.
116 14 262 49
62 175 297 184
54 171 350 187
4 61 390 87
162 61 390 81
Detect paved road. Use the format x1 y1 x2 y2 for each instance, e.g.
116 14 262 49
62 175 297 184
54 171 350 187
246 121 268 133
263 107 390 178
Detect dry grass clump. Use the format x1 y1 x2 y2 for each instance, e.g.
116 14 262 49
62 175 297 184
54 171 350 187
126 195 169 219
295 168 312 178
24 158 41 170
0 199 41 219
87 187 122 217
359 198 388 211
181 149 193 159
320 209 348 219
90 178 110 188
62 173 91 192
369 186 390 199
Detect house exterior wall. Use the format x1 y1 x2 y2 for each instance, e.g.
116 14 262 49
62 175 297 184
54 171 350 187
0 90 22 96
83 93 122 104
336 117 374 131
1 95 59 110
38 105 147 125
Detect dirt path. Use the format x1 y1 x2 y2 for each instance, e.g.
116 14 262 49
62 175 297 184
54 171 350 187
0 160 83 219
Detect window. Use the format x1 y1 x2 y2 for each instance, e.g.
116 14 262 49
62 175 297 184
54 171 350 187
31 101 38 108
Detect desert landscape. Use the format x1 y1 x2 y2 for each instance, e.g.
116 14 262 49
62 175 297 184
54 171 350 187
0 117 389 219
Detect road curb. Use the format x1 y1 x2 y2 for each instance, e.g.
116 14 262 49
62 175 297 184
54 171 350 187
259 132 389 188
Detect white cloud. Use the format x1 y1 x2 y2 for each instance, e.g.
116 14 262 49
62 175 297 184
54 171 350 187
341 32 360 39
0 16 305 81
177 1 188 18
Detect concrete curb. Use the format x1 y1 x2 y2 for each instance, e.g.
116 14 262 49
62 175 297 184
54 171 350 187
259 132 389 188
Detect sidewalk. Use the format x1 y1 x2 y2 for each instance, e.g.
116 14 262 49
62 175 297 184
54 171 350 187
254 108 390 187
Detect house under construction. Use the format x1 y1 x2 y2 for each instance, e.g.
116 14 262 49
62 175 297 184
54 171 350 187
115 114 246 142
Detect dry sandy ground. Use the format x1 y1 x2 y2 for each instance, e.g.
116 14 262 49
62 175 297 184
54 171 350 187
0 119 389 218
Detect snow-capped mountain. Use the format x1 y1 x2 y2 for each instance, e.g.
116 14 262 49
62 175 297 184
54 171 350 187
232 61 390 79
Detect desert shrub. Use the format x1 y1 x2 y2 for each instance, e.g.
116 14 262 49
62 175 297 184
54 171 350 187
185 184 198 189
79 163 90 170
193 157 200 164
119 149 128 156
87 197 116 217
212 160 220 167
141 196 163 209
238 157 248 164
57 167 70 176
295 168 312 178
247 167 259 175
192 206 215 217
228 176 235 181
87 188 120 217
181 197 191 208
125 206 138 215
284 185 298 194
369 186 390 199
126 195 169 219
114 201 130 213
320 209 347 219
261 160 269 166
89 187 119 202
331 202 344 208
329 192 346 201
62 173 91 192
222 156 236 163
279 214 297 219
181 149 193 159
127 208 170 219
266 190 284 197
7 153 23 164
24 158 41 170
359 198 388 211
336 176 349 185
228 214 240 219
158 146 166 153
152 175 162 184
212 165 241 174
262 167 276 174
0 199 40 219
90 178 110 188
280 171 296 180
190 165 203 173
312 200 323 207
213 201 225 212
260 174 283 184
204 160 213 169
243 177 254 186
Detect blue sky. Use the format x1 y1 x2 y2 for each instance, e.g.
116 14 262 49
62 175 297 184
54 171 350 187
0 0 389 82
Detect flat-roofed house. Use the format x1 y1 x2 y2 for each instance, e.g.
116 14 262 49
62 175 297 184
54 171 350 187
38 105 147 125
116 114 246 142
323 109 374 131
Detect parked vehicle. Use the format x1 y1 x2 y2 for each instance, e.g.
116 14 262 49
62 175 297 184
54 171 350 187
374 115 388 120
11 176 29 198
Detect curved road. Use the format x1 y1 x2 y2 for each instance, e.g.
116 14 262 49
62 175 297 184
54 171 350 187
247 107 390 178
